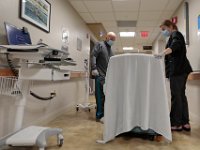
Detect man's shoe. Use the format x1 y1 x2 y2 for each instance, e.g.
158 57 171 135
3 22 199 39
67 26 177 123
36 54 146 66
96 118 100 122
100 117 104 124
96 117 104 124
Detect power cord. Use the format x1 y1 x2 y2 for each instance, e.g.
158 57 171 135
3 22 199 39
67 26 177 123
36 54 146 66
30 91 56 101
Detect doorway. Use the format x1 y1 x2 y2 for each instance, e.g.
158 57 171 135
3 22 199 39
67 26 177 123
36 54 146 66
89 39 95 95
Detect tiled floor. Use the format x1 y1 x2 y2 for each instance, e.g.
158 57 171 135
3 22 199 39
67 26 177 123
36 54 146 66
5 96 200 150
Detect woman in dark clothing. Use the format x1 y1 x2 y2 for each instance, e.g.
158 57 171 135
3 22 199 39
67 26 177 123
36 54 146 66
159 20 192 131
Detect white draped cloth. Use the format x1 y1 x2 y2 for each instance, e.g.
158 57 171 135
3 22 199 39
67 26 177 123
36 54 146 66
102 53 172 143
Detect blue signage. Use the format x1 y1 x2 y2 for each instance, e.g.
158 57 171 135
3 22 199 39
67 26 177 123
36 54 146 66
198 15 200 30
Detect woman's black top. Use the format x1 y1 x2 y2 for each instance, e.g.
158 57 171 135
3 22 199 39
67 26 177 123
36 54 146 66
165 31 192 78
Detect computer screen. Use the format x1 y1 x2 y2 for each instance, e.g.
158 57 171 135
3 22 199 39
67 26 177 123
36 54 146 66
4 22 32 45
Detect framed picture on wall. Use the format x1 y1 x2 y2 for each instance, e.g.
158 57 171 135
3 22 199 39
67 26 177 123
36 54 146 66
20 0 51 33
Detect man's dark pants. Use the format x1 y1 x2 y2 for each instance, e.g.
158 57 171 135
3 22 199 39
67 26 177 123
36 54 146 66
95 76 105 120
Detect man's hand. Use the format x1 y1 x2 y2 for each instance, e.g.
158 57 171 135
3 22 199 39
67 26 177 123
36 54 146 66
92 69 99 76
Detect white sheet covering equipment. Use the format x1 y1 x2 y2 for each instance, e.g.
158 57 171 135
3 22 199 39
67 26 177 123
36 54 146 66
101 53 172 143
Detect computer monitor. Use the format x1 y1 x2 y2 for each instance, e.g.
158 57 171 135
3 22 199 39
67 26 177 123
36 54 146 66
4 22 32 45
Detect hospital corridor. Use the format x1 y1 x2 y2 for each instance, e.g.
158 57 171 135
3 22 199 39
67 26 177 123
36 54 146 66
8 96 200 150
0 0 200 150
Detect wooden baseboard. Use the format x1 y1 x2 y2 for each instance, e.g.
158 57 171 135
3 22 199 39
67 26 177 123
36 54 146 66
70 71 87 79
0 69 15 76
188 72 200 80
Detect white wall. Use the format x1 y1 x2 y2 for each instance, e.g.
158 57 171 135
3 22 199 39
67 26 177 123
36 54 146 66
184 0 200 124
0 0 95 137
153 0 200 124
153 37 166 54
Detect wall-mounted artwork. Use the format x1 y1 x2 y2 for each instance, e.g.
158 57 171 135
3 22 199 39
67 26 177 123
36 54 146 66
20 0 51 33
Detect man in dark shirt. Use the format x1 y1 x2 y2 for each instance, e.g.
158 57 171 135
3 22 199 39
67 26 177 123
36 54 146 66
91 32 116 121
157 20 192 131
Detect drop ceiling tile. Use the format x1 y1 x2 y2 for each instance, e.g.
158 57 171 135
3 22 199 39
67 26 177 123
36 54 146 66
79 13 96 23
121 37 134 45
137 20 158 27
117 21 137 27
113 45 122 52
102 21 118 28
115 35 122 43
69 0 180 52
136 27 154 33
104 27 119 35
115 12 138 21
92 12 115 21
113 40 121 46
118 27 136 32
112 0 140 12
140 0 168 11
152 28 161 36
165 0 183 11
83 1 113 12
69 1 88 13
138 11 162 21
148 38 156 43
159 11 174 20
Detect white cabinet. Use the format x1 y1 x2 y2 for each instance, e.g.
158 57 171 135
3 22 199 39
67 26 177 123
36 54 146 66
19 68 70 81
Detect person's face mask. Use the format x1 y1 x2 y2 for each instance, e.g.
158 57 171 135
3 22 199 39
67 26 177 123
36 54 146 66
162 29 170 37
107 40 114 46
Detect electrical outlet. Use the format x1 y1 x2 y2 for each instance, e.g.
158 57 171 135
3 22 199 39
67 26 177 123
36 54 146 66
50 90 56 97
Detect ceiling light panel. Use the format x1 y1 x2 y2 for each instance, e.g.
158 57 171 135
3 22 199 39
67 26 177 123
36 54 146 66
123 47 134 50
120 32 135 37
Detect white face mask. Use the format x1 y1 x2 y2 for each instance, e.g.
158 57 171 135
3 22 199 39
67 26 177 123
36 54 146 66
162 29 170 37
107 40 114 46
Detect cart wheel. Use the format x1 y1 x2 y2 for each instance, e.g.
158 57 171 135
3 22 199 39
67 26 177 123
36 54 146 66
76 107 79 111
58 139 64 147
57 134 64 147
